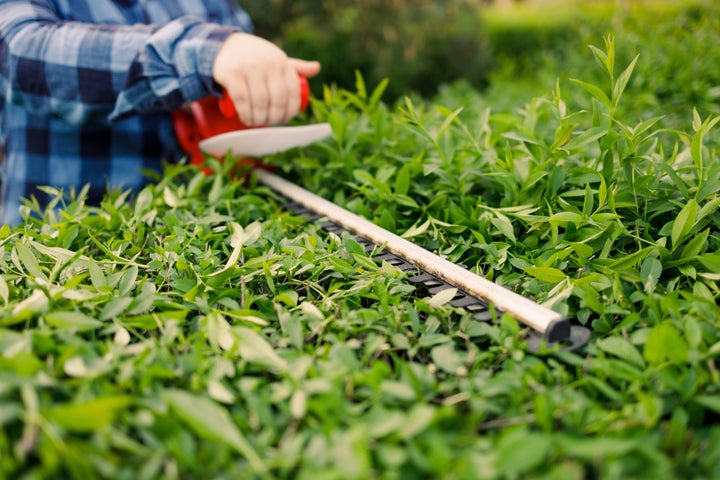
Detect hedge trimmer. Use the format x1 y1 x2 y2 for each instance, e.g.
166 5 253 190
172 78 591 351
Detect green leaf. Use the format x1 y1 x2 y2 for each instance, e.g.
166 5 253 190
697 196 720 223
692 107 702 132
380 381 416 401
9 289 49 324
289 390 307 419
369 77 389 108
690 112 720 174
402 218 430 239
640 257 663 293
426 287 457 308
99 297 133 321
120 310 187 330
565 126 607 151
693 395 720 414
163 390 266 474
163 186 180 208
15 242 45 280
398 404 435 439
351 253 380 271
205 312 235 351
551 121 574 150
209 221 262 277
126 282 157 316
117 265 138 296
394 164 411 196
588 44 609 73
275 290 299 307
46 396 131 432
671 199 698 248
698 254 720 273
643 322 689 365
582 183 594 217
525 267 567 283
0 275 8 306
208 172 223 203
556 434 639 459
88 261 107 290
681 228 709 259
431 343 464 374
134 187 153 217
548 211 584 226
596 337 645 368
491 212 516 242
605 246 654 271
613 54 639 106
570 79 612 110
685 317 703 349
494 430 550 475
45 311 103 332
300 301 324 321
436 106 463 142
233 326 287 372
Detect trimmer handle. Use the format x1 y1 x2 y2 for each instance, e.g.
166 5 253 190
172 75 310 166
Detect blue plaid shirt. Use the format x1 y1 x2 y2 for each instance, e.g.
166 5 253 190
0 0 253 225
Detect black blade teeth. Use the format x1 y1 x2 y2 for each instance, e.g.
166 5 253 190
472 310 494 322
355 238 375 252
374 252 403 264
451 294 487 309
284 202 322 221
427 284 454 295
320 221 345 233
286 202 501 320
408 272 434 283
393 262 416 272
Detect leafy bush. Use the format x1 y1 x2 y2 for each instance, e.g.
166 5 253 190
2 34 720 477
483 0 720 126
242 0 491 100
283 37 720 327
242 0 718 110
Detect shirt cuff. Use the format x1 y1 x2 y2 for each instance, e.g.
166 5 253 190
109 17 241 121
176 22 239 102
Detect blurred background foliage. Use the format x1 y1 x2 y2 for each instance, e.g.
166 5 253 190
241 0 720 122
242 0 492 100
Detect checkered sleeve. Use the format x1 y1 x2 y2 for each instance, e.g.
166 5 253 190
0 0 240 125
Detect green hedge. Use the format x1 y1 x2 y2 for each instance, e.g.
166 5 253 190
479 0 720 129
2 38 720 476
242 0 491 100
243 0 719 113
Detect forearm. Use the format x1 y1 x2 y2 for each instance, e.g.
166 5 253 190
0 1 238 124
109 17 237 121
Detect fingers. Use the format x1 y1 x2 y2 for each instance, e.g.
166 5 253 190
264 64 298 125
213 33 321 126
289 58 322 78
236 65 297 126
229 78 253 127
245 71 271 126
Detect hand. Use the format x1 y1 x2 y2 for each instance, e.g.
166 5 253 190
212 33 321 127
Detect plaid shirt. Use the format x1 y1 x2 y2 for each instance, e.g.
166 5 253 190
0 0 252 225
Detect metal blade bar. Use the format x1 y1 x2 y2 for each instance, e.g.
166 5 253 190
254 168 588 346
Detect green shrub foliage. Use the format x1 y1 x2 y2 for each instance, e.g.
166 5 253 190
483 0 720 125
2 2 720 478
242 0 491 99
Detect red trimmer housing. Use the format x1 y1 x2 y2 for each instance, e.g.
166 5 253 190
172 75 310 167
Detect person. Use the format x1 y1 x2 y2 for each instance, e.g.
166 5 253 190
0 0 321 225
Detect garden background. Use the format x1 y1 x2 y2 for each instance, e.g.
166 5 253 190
2 0 720 478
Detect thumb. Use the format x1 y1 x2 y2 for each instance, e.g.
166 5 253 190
289 58 321 78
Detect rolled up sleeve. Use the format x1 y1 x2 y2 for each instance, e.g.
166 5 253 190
0 0 240 125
